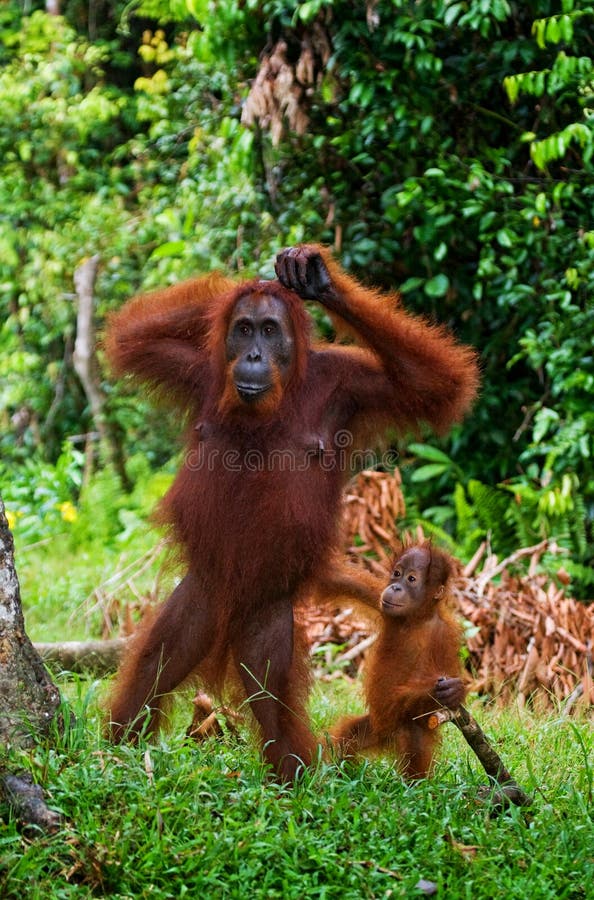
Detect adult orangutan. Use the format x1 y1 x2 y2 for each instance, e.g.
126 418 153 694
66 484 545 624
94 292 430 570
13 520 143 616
332 542 466 779
105 244 478 781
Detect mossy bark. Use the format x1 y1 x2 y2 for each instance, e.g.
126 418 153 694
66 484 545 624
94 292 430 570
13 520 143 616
0 497 61 748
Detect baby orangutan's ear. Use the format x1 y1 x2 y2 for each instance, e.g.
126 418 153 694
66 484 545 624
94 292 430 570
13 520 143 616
434 584 445 600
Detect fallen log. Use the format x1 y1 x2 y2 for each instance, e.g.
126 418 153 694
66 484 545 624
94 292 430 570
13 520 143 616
34 639 126 676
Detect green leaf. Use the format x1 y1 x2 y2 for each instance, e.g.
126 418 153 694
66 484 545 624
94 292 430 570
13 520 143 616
545 17 561 45
424 274 449 297
434 241 448 261
444 3 463 27
496 228 514 248
503 75 519 104
408 443 453 464
532 18 547 49
559 14 574 43
149 241 186 259
411 463 449 482
399 277 424 294
535 192 547 216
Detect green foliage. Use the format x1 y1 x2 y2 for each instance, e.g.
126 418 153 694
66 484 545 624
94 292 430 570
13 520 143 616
0 11 139 461
503 7 594 170
0 6 271 467
403 443 592 595
0 444 83 544
232 0 594 591
2 446 174 551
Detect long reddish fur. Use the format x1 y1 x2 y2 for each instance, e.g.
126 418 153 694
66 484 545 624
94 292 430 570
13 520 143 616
332 543 465 779
104 246 478 780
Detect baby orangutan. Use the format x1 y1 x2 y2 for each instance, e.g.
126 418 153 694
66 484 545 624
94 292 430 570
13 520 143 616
332 542 466 779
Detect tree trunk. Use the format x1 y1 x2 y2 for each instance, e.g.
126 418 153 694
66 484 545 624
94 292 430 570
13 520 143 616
0 497 61 748
72 255 131 492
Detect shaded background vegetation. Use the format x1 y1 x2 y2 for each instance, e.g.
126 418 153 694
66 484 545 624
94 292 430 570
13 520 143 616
1 0 593 595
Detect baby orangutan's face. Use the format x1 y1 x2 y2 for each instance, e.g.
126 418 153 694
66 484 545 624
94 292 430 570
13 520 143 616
381 547 444 619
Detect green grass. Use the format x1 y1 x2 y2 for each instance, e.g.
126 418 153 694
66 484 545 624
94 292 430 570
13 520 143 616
3 536 593 899
14 531 164 641
1 679 592 900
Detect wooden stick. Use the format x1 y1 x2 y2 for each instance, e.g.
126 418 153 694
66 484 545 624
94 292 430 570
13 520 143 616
428 705 532 808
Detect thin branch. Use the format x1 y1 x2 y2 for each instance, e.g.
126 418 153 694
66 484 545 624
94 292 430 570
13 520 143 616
429 705 532 808
474 538 565 597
